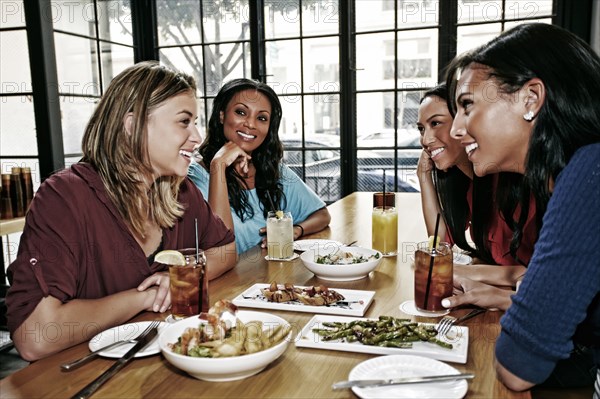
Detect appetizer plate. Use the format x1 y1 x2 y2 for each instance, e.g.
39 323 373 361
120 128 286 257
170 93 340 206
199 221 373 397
293 239 344 252
89 321 166 358
295 314 468 364
348 355 468 399
232 283 375 316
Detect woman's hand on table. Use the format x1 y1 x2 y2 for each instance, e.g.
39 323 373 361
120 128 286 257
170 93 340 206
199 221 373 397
137 271 171 313
441 275 513 311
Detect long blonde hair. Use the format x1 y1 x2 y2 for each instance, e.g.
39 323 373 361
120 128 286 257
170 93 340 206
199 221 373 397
81 61 196 237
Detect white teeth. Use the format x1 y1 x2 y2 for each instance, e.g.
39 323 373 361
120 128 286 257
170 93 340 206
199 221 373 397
179 150 192 158
465 143 478 155
431 147 445 157
237 131 255 139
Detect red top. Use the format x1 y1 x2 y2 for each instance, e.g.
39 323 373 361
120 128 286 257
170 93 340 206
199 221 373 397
448 177 537 266
6 163 234 334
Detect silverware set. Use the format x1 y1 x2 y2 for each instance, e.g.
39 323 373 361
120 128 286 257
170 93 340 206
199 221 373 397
332 373 475 389
67 320 161 399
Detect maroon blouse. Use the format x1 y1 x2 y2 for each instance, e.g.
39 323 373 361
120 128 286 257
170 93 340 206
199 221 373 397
6 163 234 334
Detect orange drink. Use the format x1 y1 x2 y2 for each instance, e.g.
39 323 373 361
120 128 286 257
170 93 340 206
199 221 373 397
372 207 398 256
163 249 207 320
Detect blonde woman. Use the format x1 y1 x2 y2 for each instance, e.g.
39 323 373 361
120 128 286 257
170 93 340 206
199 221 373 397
6 61 236 361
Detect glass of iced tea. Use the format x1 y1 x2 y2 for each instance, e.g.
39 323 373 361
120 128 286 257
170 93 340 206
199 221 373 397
414 241 453 314
168 249 208 320
266 211 294 260
372 192 398 256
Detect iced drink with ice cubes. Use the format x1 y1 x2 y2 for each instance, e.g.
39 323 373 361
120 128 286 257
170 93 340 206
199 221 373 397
414 241 453 313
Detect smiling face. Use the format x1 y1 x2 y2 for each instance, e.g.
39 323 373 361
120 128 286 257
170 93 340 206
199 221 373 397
417 95 468 172
220 88 272 155
146 91 201 177
450 66 532 176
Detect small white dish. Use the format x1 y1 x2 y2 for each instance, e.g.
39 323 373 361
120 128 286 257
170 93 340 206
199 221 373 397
300 246 382 281
349 354 468 398
264 253 299 261
399 300 449 317
293 239 344 252
88 321 165 358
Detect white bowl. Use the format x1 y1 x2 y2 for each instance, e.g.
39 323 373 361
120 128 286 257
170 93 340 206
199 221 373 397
159 310 291 381
300 246 382 281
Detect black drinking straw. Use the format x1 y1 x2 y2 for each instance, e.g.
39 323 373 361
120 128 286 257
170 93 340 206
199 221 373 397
423 213 441 309
194 218 199 261
265 190 277 212
382 169 386 210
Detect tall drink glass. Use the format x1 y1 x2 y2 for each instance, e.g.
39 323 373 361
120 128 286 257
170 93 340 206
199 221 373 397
168 249 208 320
372 193 398 256
266 211 294 260
414 241 453 314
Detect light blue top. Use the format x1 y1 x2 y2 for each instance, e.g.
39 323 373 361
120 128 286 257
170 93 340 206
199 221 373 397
188 162 326 254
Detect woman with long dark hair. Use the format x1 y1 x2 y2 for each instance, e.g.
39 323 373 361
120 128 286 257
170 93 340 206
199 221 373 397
444 23 600 392
189 79 330 254
417 84 537 310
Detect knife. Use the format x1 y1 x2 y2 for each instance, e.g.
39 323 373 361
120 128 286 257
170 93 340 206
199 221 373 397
332 373 475 390
70 325 159 399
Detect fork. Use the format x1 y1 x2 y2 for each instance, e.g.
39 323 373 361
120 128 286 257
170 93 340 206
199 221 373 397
61 320 160 371
436 308 486 336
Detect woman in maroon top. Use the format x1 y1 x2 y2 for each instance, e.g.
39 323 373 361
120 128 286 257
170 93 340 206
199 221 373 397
6 62 236 361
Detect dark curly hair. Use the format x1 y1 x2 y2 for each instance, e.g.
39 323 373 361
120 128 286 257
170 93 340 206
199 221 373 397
198 78 285 221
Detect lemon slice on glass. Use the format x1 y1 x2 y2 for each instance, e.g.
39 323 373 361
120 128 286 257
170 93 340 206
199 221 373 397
428 235 442 250
154 250 186 266
275 210 284 219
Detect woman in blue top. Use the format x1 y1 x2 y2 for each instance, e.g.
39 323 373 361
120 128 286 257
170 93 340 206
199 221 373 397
189 78 330 254
443 23 600 394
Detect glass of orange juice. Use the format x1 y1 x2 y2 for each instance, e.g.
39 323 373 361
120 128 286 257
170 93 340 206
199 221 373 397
371 193 398 256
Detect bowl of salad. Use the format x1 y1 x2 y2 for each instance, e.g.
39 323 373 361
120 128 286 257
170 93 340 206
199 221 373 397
159 309 291 381
299 246 382 281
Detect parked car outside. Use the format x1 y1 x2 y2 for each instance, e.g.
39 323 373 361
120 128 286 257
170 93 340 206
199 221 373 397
281 134 419 203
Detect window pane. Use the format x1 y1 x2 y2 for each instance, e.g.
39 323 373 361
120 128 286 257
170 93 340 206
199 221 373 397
304 94 340 139
1 30 32 92
156 0 201 46
266 39 301 95
202 0 250 42
55 33 100 96
0 97 37 156
505 18 552 30
204 42 251 95
457 23 501 55
100 43 134 91
52 0 96 37
504 1 553 20
96 1 133 45
458 0 502 24
60 96 96 155
397 29 438 84
303 37 339 91
356 0 394 31
301 0 339 36
278 94 302 137
0 0 25 28
159 46 205 96
264 1 300 39
356 32 396 91
396 91 423 130
357 92 390 140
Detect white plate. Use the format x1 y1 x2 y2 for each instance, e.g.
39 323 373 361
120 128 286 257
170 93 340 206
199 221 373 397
399 300 449 317
231 283 375 316
293 239 344 252
264 253 299 262
295 314 468 364
88 321 165 358
349 355 468 399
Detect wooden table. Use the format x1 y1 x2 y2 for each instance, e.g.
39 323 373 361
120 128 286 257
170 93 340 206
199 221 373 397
0 193 529 398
